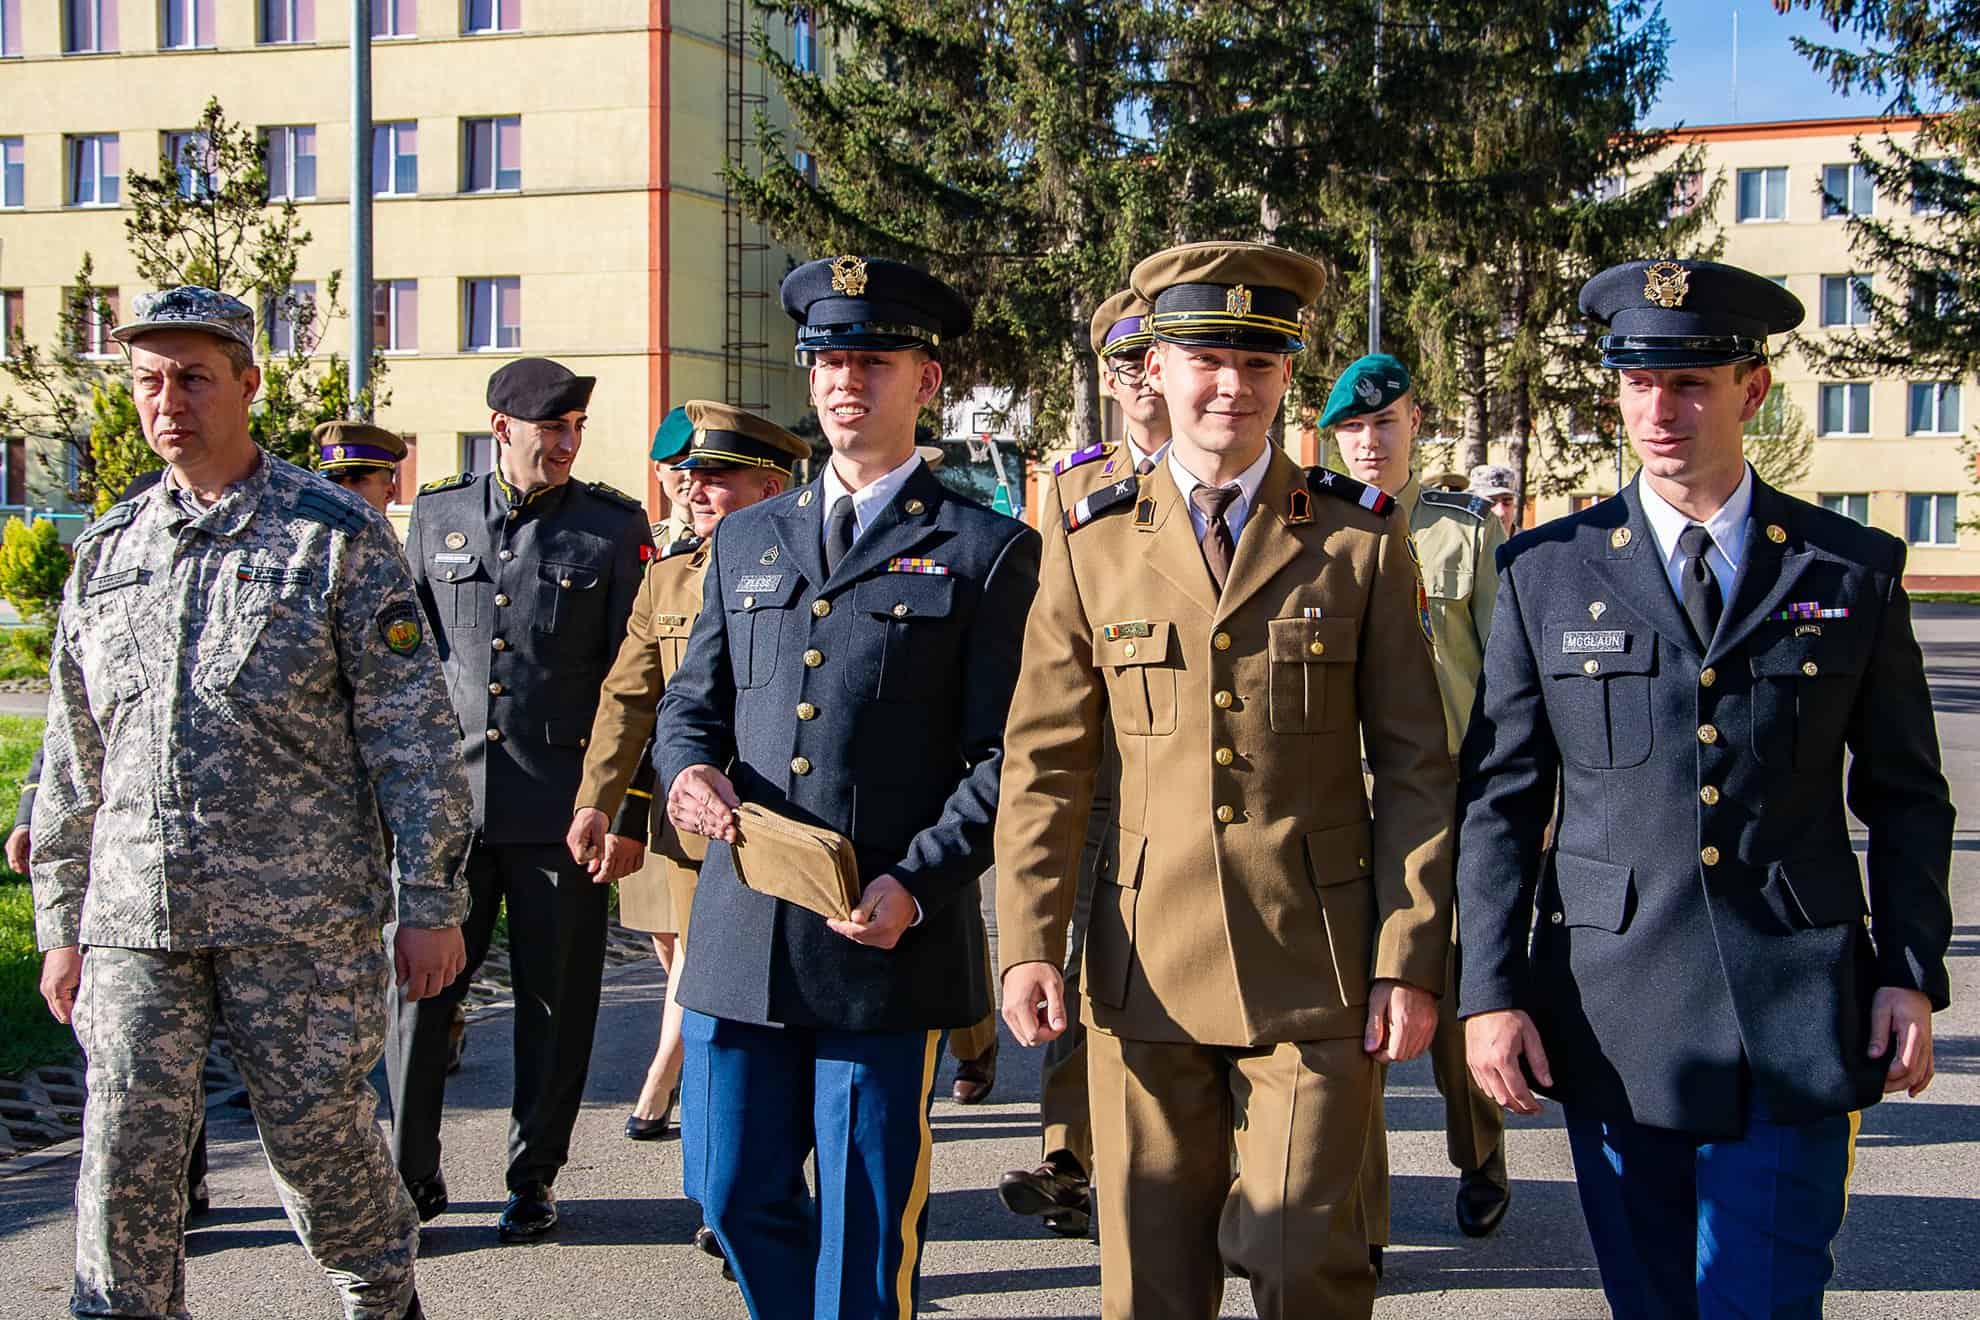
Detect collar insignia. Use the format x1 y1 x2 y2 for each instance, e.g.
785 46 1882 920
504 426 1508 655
760 546 779 565
1287 488 1312 525
830 255 869 296
1644 261 1690 309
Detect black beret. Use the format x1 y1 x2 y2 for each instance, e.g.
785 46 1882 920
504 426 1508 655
486 357 596 421
1579 260 1805 370
781 255 972 357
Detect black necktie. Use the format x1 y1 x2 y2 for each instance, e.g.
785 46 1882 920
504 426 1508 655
1677 522 1722 648
824 495 856 575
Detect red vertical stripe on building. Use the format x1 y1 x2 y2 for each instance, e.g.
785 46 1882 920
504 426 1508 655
646 0 672 520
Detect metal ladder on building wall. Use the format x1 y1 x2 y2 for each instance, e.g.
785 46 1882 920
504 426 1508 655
723 0 771 412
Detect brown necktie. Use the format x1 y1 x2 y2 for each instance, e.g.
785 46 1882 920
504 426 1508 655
1191 485 1239 592
1136 457 1155 477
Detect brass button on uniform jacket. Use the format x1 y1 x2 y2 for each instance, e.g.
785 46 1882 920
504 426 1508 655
997 449 1456 1047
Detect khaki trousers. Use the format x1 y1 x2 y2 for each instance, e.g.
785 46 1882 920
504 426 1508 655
1087 1029 1377 1320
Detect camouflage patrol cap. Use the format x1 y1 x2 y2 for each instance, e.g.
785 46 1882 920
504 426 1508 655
1468 464 1517 499
111 286 255 351
677 401 809 475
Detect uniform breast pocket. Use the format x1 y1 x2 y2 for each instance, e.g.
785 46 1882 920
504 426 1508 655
1091 621 1177 736
846 575 957 702
204 588 334 699
535 560 605 635
1267 617 1356 735
1748 635 1865 768
1541 626 1655 769
653 614 695 674
727 575 799 689
77 583 149 704
430 553 484 630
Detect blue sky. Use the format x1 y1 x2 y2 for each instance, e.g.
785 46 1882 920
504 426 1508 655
1647 0 1888 128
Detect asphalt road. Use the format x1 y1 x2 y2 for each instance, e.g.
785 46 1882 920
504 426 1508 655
3 606 1977 1318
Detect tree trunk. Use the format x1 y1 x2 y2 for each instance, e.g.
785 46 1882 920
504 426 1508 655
1459 334 1489 471
1068 332 1101 449
1509 366 1532 520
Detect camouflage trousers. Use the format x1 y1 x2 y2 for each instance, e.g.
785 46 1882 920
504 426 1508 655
71 927 418 1320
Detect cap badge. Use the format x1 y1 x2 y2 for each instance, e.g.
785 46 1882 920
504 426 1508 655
444 531 468 550
1643 261 1690 310
760 546 780 565
331 445 348 460
829 255 869 296
1354 376 1382 407
1226 284 1253 318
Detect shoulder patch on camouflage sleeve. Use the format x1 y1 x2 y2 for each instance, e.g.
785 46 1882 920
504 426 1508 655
377 600 424 655
292 486 369 535
587 480 644 512
1304 466 1396 517
74 499 139 545
1420 487 1493 520
1052 442 1116 477
1064 474 1141 532
417 472 474 496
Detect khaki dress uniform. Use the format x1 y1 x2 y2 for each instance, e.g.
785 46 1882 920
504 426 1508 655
996 447 1455 1319
1363 473 1507 1242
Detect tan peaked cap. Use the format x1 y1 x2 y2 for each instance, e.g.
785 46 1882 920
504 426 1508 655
1129 240 1325 307
680 400 810 472
1089 289 1153 357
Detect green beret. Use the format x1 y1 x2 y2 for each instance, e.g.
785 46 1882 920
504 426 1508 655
1319 353 1413 428
651 406 694 463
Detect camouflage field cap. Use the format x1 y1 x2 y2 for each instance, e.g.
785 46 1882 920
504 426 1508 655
111 286 255 351
1468 464 1517 498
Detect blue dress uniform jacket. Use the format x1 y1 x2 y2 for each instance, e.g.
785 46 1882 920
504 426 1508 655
1456 476 1954 1136
656 462 1041 1033
407 472 654 844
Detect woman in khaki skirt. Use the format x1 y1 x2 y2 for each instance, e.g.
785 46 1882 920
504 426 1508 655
618 835 700 1137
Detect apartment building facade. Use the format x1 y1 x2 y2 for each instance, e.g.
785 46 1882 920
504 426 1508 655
0 0 814 522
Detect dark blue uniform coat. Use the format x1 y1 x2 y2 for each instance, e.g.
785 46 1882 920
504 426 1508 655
1457 476 1953 1136
655 462 1041 1033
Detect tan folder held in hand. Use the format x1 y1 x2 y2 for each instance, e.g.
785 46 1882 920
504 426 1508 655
730 802 863 922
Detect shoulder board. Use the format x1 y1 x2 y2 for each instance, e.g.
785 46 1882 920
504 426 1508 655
587 480 643 511
660 535 704 560
1052 442 1116 477
417 472 474 496
75 499 139 545
1419 487 1493 520
1064 474 1142 532
1304 466 1395 517
292 486 368 535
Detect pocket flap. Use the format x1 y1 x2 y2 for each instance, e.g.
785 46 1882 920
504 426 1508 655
1542 623 1654 677
544 719 590 748
728 569 801 612
1302 819 1374 887
1749 634 1863 679
430 552 482 582
1093 620 1173 668
1424 566 1472 601
1772 853 1867 926
1105 825 1147 890
853 573 955 620
540 561 601 591
1269 616 1357 664
652 612 695 638
1553 851 1634 931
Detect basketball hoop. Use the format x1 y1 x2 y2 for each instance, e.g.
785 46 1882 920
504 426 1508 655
967 433 993 463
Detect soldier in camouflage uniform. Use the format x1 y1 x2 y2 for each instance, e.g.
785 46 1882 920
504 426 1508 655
30 287 471 1320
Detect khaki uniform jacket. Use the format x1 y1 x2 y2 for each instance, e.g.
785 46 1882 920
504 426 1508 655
1401 478 1506 753
576 539 708 865
997 448 1455 1047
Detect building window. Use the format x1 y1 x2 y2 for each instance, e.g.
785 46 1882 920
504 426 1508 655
460 432 496 474
1744 384 1788 437
1820 274 1873 328
67 135 120 207
793 7 816 72
1818 382 1870 436
1820 494 1869 525
371 122 418 196
794 148 817 186
1911 157 1964 216
0 437 23 506
463 277 520 351
1907 493 1958 545
265 281 316 353
65 0 118 52
463 0 518 34
265 125 318 201
462 117 520 192
161 0 216 48
1821 162 1874 218
1666 170 1703 220
1 289 23 355
68 287 119 357
1910 270 1960 320
1736 166 1786 222
164 130 215 199
1 138 22 208
1 0 20 56
261 0 315 43
390 434 419 504
372 0 415 36
1907 382 1961 436
372 279 418 352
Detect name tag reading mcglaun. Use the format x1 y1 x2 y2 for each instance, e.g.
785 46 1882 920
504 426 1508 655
1562 630 1627 654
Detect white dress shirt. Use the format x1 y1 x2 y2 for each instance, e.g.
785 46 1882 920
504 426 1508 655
1168 443 1273 546
1638 462 1753 604
1124 435 1169 474
820 450 924 551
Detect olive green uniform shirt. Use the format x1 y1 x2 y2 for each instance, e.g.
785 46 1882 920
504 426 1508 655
1400 476 1506 755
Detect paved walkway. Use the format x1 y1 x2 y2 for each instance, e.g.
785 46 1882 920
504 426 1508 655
3 607 1977 1317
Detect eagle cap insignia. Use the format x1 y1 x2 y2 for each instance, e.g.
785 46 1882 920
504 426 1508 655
830 255 869 296
1644 261 1690 309
331 445 347 460
1226 284 1253 318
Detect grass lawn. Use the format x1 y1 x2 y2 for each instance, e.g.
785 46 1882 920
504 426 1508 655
1914 592 1980 606
0 714 77 1073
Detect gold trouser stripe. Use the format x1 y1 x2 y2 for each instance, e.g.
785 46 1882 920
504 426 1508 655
1841 1109 1861 1218
893 1030 942 1320
626 788 653 800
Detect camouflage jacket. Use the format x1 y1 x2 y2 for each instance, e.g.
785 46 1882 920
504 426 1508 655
31 452 471 950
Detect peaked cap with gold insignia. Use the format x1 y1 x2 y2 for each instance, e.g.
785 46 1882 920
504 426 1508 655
1090 289 1154 358
1578 259 1804 370
677 400 810 475
313 420 407 474
1129 240 1324 353
780 255 972 358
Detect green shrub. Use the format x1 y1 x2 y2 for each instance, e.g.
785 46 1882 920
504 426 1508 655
0 519 72 628
0 628 53 683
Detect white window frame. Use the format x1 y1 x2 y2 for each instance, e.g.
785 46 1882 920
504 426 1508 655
1911 157 1963 216
265 281 317 354
460 432 496 474
1907 381 1961 437
72 287 118 358
1819 494 1870 526
373 279 418 353
462 0 518 35
1820 274 1874 328
462 277 520 352
372 121 418 197
160 0 216 49
1736 166 1787 223
67 134 120 207
65 0 116 52
264 125 318 201
462 116 521 193
164 130 214 199
371 0 415 37
1907 493 1959 546
261 0 314 44
1 0 21 57
1817 382 1871 437
1821 162 1874 218
1 289 23 356
1 137 22 209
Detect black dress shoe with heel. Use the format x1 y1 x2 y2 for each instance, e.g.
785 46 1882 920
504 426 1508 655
1455 1145 1511 1238
625 1087 678 1141
497 1182 558 1242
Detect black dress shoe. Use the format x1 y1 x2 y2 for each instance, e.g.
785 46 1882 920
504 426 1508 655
1455 1169 1511 1238
1369 1244 1384 1279
404 1174 449 1223
187 1179 211 1220
997 1155 1091 1232
497 1183 558 1242
625 1087 678 1141
951 1040 997 1104
693 1224 735 1281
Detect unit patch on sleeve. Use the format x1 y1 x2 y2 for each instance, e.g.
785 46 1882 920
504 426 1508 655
379 600 425 655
